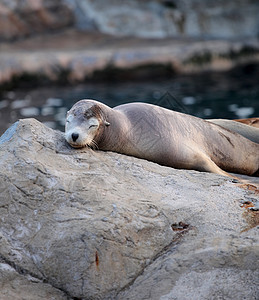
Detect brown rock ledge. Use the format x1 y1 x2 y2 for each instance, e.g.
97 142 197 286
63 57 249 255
0 30 259 88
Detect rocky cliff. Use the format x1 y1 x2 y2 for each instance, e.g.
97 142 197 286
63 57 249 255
0 0 258 87
0 119 258 299
65 0 259 39
0 0 258 41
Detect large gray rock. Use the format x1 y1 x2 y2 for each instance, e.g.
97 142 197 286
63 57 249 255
0 118 258 299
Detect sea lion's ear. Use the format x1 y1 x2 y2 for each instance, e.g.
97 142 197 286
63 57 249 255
105 121 110 126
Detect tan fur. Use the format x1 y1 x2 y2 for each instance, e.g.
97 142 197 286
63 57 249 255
208 119 259 144
65 100 259 177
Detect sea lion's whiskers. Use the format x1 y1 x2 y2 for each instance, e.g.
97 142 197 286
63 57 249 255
91 139 99 150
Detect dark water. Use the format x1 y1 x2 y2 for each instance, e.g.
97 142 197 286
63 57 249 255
0 65 258 135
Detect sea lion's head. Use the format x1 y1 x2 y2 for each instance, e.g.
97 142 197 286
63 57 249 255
65 99 110 148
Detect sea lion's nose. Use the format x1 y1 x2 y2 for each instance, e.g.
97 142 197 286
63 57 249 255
72 133 79 142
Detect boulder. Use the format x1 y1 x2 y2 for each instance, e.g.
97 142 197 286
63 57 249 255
0 118 258 299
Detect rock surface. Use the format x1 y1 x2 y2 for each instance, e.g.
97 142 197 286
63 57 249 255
0 118 258 299
0 262 67 300
0 0 258 41
0 0 259 87
66 0 259 39
0 0 74 41
0 30 258 86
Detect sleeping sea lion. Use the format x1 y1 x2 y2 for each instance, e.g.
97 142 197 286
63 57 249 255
65 100 259 177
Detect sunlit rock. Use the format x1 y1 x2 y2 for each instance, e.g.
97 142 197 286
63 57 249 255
0 119 258 299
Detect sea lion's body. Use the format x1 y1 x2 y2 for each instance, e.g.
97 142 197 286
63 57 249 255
65 100 259 177
208 119 259 144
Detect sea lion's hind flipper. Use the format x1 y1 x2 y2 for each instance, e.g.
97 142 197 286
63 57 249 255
192 152 232 178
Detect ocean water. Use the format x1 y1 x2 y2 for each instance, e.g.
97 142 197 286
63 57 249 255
0 65 258 135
